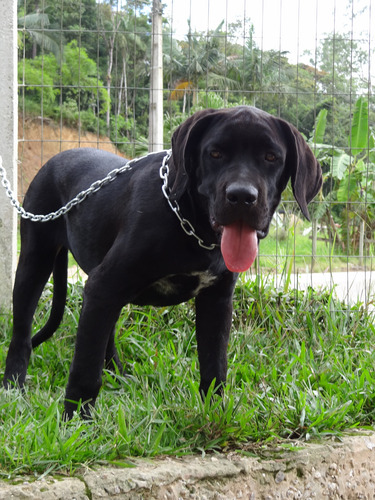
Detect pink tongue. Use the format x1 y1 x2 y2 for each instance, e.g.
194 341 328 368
221 222 258 272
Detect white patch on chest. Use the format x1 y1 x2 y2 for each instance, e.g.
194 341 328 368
152 271 218 297
191 271 218 295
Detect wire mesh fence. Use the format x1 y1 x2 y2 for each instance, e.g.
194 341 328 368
16 0 374 305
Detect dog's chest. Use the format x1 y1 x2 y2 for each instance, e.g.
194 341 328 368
136 271 218 306
154 271 217 296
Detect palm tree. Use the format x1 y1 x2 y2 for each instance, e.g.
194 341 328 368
172 22 238 109
115 15 148 120
17 0 62 59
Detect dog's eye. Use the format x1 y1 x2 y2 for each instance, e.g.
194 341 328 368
265 153 277 162
210 150 222 159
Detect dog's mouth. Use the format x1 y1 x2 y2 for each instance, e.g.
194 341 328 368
211 219 266 273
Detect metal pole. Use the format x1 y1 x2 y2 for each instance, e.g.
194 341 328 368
0 0 18 310
148 0 163 152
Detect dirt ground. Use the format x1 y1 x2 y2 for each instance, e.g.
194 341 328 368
17 115 124 197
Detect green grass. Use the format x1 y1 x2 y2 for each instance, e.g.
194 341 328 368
0 276 375 478
258 221 374 273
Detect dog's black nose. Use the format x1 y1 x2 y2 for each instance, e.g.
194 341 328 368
226 183 258 206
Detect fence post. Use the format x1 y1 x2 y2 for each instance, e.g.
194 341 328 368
359 218 365 267
148 0 163 152
0 0 18 310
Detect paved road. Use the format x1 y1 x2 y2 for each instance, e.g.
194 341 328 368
69 266 375 308
271 270 375 309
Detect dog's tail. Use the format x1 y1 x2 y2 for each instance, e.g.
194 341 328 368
31 247 68 348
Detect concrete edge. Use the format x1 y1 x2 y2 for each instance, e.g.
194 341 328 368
1 430 375 499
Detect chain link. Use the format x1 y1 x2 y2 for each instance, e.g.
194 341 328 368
159 151 218 251
0 150 217 251
0 150 159 222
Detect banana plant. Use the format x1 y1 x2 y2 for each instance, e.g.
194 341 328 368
309 97 375 255
336 97 374 254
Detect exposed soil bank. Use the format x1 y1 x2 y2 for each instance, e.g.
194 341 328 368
17 116 123 197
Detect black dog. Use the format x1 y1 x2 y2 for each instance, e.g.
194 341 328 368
3 106 322 418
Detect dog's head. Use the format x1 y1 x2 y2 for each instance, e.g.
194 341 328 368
169 106 322 271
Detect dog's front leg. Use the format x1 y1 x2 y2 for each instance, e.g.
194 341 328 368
64 278 123 419
195 272 238 397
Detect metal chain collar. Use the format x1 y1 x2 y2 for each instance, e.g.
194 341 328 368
0 150 217 251
159 151 218 251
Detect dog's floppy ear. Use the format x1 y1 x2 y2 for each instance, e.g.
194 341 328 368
169 109 218 200
280 120 323 220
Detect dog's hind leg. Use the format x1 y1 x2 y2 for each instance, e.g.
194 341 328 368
3 239 63 389
31 247 68 348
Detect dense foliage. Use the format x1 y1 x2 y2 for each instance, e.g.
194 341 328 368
17 0 374 257
18 1 373 142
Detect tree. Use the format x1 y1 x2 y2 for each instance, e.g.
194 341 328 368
307 33 370 147
44 0 98 58
19 39 109 126
17 0 61 59
171 22 238 110
19 53 59 107
60 40 109 117
97 0 123 133
114 10 148 120
95 0 151 140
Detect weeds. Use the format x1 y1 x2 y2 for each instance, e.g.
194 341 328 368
0 277 374 476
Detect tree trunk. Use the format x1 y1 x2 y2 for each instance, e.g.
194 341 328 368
117 56 128 121
311 217 317 272
359 218 365 266
99 6 120 137
106 38 114 135
182 90 186 114
117 70 124 117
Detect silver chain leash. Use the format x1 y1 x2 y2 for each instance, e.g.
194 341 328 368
0 150 158 222
0 150 218 250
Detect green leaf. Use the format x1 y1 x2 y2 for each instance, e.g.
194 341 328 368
312 198 330 220
311 109 328 145
332 153 350 180
337 175 357 202
369 133 375 164
350 97 369 154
